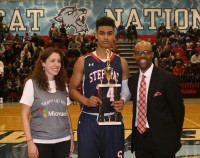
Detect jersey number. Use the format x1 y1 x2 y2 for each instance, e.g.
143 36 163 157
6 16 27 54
106 87 115 101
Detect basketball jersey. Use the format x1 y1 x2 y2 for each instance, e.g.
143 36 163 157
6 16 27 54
82 51 122 113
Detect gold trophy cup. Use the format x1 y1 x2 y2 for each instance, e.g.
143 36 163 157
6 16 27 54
97 49 122 125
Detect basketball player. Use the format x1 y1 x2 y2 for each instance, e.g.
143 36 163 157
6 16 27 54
69 16 130 158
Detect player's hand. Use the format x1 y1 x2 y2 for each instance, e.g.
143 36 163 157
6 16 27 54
85 96 102 107
112 99 124 112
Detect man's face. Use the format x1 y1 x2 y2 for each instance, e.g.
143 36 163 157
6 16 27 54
96 26 115 49
134 41 154 73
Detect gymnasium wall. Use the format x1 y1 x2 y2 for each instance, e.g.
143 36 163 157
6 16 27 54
0 0 200 35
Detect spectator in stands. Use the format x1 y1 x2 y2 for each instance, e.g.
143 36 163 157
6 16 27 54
116 22 126 41
89 39 97 52
4 73 20 102
13 56 22 71
31 33 38 46
68 38 81 50
154 44 163 59
52 27 61 42
127 22 137 41
0 16 4 43
190 51 200 65
184 62 195 82
194 27 200 42
172 52 183 67
48 23 57 38
169 34 181 49
75 33 83 44
160 45 174 59
3 24 10 41
23 32 31 43
179 32 186 46
0 43 5 58
19 64 31 76
157 23 167 34
36 35 45 48
82 33 89 51
173 61 185 81
186 44 196 60
12 34 22 43
46 39 54 48
169 22 180 36
4 45 13 64
12 41 22 60
186 26 195 41
60 24 66 37
157 23 167 38
20 47 32 66
65 32 73 48
82 33 89 44
4 63 18 82
162 56 173 72
24 41 36 56
90 32 97 42
0 59 4 77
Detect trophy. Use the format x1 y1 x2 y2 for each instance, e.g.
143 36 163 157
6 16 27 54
97 49 122 125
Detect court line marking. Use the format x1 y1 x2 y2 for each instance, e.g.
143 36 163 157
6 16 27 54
185 114 200 116
184 117 200 127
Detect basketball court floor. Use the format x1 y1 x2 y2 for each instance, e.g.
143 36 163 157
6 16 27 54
0 99 200 158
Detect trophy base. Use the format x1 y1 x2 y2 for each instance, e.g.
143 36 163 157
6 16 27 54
97 121 122 125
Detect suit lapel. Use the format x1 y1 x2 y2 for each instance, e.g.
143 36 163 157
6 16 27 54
133 72 139 105
147 66 158 106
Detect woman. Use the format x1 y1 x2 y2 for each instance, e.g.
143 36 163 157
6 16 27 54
21 47 74 158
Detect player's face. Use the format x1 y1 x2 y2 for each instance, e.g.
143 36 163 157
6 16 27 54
42 52 61 80
96 26 115 49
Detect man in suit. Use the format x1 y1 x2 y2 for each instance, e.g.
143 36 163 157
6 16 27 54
128 40 185 158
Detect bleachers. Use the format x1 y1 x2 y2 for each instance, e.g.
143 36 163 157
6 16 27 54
1 34 200 100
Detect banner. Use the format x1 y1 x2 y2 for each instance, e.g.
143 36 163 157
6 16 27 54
0 0 200 35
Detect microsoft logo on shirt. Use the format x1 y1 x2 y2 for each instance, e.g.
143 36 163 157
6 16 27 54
39 109 47 118
39 109 66 118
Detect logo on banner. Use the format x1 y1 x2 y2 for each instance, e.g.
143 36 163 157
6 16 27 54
54 5 88 33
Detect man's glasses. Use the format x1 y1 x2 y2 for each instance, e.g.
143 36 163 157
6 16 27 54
135 50 152 56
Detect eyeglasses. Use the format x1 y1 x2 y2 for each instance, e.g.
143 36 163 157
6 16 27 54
135 50 152 56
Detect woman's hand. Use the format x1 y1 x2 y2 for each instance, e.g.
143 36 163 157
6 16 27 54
27 141 39 158
69 134 74 156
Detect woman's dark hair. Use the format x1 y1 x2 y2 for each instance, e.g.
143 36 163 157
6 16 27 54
31 47 66 91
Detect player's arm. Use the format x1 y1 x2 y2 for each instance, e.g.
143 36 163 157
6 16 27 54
121 57 129 80
112 57 130 112
69 56 101 107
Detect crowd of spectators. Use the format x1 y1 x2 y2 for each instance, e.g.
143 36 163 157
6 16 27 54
154 22 200 83
0 22 101 102
0 21 200 102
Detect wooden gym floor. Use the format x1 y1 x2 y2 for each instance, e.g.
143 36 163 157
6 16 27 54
0 99 200 158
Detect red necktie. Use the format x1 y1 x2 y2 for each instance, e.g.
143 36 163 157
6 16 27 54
137 75 147 134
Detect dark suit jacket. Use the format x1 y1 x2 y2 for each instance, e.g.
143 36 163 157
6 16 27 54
128 66 185 156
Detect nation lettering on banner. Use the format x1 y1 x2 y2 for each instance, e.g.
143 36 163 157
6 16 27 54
0 0 200 35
